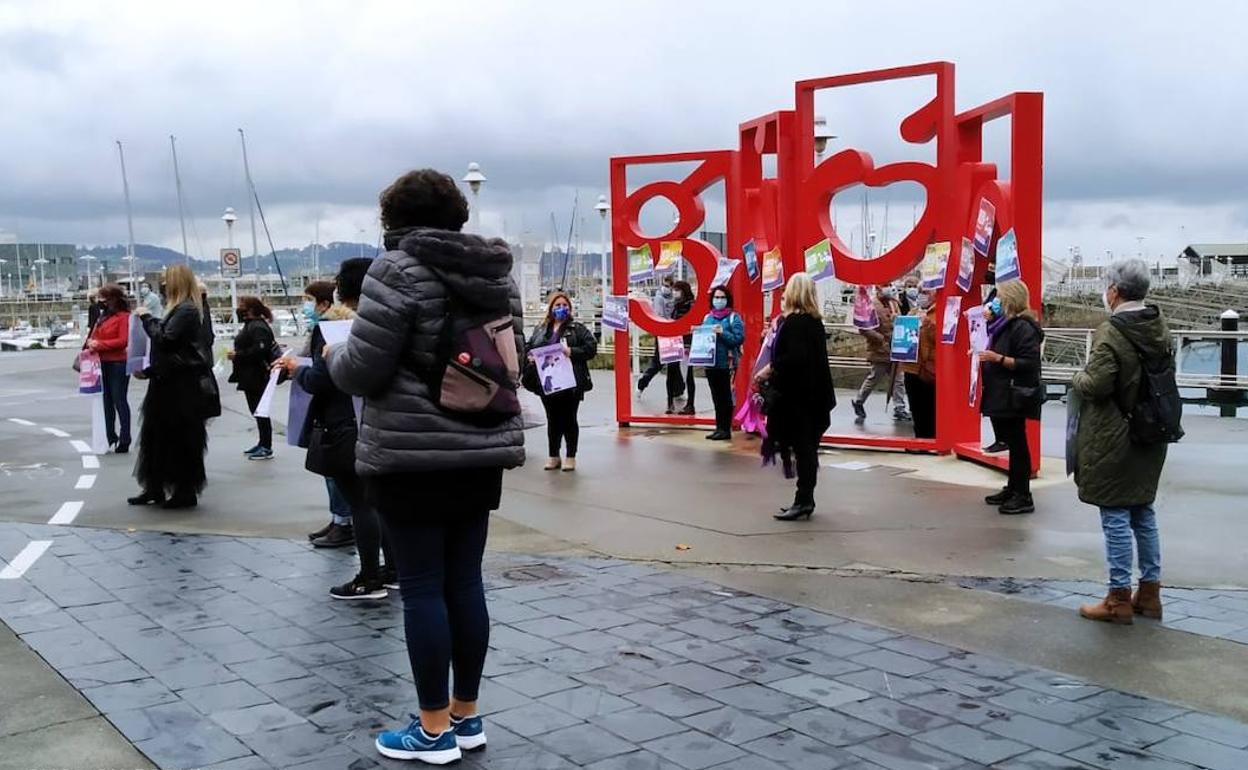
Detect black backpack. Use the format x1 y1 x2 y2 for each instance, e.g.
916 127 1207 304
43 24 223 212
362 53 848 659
1110 316 1184 445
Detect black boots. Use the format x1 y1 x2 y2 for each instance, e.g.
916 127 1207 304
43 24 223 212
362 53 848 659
998 494 1035 515
775 493 815 521
984 487 1012 505
127 490 165 506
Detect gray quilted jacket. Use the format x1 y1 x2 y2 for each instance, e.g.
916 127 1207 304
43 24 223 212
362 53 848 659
326 227 526 475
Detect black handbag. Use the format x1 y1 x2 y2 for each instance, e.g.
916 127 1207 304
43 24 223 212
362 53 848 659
305 418 357 478
196 370 222 419
1009 382 1045 411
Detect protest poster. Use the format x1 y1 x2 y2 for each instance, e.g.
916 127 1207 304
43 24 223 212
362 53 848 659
1066 388 1082 476
743 239 759 281
995 228 1021 283
602 295 629 331
966 305 989 353
78 350 102 394
126 313 150 375
530 342 577 395
286 357 313 447
956 237 975 292
890 315 920 363
318 320 353 347
658 336 685 365
940 295 962 344
655 241 682 276
252 368 282 418
852 286 879 330
688 325 717 367
761 247 784 291
628 244 654 282
711 257 740 289
972 198 996 255
804 238 834 282
921 242 950 290
969 356 981 407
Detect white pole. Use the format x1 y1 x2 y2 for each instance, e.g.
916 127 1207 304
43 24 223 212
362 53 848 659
313 219 320 279
116 141 137 294
227 220 238 324
600 214 608 317
238 129 261 297
171 135 190 263
472 189 481 233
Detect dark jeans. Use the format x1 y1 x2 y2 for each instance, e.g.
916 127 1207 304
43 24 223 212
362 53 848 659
666 363 694 404
326 478 352 525
705 368 734 433
242 386 272 449
995 416 1032 497
375 504 491 711
543 391 581 457
333 474 390 579
639 352 663 385
793 424 822 506
904 374 936 439
100 361 131 446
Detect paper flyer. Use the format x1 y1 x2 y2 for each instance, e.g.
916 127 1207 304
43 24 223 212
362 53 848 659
966 305 989 354
318 319 353 347
743 239 759 281
761 247 784 291
286 357 314 447
711 257 740 289
688 325 717 367
658 336 685 365
920 242 950 290
995 228 1021 284
890 315 920 363
530 343 577 395
969 356 981 407
804 238 835 283
973 198 996 255
852 286 880 330
655 241 682 276
602 296 629 331
628 244 654 282
126 313 150 375
956 237 975 292
252 368 282 418
940 296 962 344
1066 388 1082 476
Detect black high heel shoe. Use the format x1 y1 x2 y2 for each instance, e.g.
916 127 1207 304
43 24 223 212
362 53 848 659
127 490 165 506
774 503 815 521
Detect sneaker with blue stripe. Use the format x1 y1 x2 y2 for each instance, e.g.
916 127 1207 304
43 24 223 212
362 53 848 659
451 714 486 751
375 715 461 764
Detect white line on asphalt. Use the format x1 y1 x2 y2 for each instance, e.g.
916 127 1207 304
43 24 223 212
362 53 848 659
75 475 96 490
7 418 36 426
49 501 84 525
69 440 92 454
41 427 70 438
81 455 99 470
0 541 52 579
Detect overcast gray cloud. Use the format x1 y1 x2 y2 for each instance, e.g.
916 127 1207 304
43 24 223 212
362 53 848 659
1 0 1246 264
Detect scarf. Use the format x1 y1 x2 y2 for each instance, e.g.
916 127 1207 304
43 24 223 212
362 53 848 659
710 307 733 321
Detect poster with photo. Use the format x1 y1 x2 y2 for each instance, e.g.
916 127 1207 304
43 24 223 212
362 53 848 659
655 241 682 276
890 315 920 363
762 247 784 291
804 238 835 282
688 325 717 367
966 305 989 353
126 313 150 375
995 228 1021 283
530 343 577 395
969 355 981 407
743 239 759 281
602 296 629 331
940 296 962 344
852 285 879 330
973 198 996 255
658 336 685 365
956 237 975 292
921 241 951 290
628 244 654 282
711 257 740 289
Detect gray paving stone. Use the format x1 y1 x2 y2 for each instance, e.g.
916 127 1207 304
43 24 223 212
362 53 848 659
654 637 739 664
920 666 1014 698
1066 741 1196 770
560 629 630 653
237 722 356 767
850 649 940 677
1074 693 1185 727
835 668 939 699
846 733 966 770
943 651 1031 680
740 729 854 768
80 677 178 714
688 602 759 625
1149 733 1248 770
1162 710 1248 748
488 598 551 624
612 645 686 672
493 666 582 697
584 751 684 770
285 755 377 770
983 713 1099 754
108 701 205 743
834 696 953 736
906 691 1004 726
609 621 690 646
135 721 253 769
697 758 788 770
780 706 888 747
877 636 959 662
651 662 744 693
1008 670 1103 701
645 730 746 769
478 648 534 677
489 624 563 654
530 596 596 616
561 608 639 630
280 641 355 667
246 626 324 649
772 607 845 628
1074 714 1179 748
227 655 310 686
797 631 875 658
830 620 900 644
149 660 241 691
181 679 273 714
723 594 792 615
670 618 748 642
539 685 634 719
721 633 805 660
625 685 720 718
768 673 871 709
20 623 122 668
681 705 786 744
706 655 800 684
594 708 688 742
60 658 150 688
573 665 664 695
994 749 1098 769
491 701 585 734
743 614 823 643
533 722 638 765
313 659 398 689
201 754 280 770
211 702 306 735
514 616 593 639
989 687 1102 725
915 723 1030 764
525 646 611 675
1165 616 1246 638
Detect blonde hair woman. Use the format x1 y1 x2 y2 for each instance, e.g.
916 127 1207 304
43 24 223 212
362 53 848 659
978 278 1044 515
767 272 836 521
130 264 212 509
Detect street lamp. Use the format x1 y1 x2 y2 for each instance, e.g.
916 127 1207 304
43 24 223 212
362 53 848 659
222 207 239 323
463 162 486 232
120 254 138 295
79 254 97 291
0 258 7 298
813 115 836 161
595 194 610 319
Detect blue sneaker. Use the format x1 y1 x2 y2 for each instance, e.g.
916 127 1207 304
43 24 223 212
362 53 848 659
451 714 486 751
375 715 461 764
247 447 274 461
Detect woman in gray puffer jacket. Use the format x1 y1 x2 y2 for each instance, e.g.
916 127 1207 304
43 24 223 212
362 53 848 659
326 169 524 764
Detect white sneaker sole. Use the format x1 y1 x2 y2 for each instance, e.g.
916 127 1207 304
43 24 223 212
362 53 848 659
330 589 388 601
375 739 461 764
457 732 487 751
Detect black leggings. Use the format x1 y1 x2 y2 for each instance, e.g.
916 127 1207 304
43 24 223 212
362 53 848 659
666 363 695 404
543 391 581 457
904 374 936 439
242 385 272 449
377 507 491 711
793 424 822 506
705 368 734 433
995 416 1032 496
332 473 391 580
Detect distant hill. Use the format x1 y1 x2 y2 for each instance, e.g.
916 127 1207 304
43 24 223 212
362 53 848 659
79 242 377 275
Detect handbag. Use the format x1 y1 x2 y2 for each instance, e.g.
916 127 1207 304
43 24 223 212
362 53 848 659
305 418 357 478
1009 382 1045 411
196 370 222 419
72 351 83 373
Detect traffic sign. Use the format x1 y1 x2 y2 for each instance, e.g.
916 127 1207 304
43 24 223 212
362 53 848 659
220 248 242 278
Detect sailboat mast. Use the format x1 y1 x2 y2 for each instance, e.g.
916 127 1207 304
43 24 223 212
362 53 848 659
116 140 137 290
313 219 320 279
170 135 190 263
238 128 261 296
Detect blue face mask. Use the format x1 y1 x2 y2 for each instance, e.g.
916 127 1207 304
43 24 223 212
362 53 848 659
552 305 570 322
986 297 1002 316
712 297 728 311
302 300 321 328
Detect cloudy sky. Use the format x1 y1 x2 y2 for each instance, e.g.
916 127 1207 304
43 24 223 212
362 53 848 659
1 0 1245 266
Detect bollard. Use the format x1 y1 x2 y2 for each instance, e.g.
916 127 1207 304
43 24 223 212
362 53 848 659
1218 309 1240 417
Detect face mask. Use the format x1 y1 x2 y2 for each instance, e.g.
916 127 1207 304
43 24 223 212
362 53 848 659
906 287 919 301
552 305 570 321
917 293 934 310
880 288 896 300
302 300 321 327
1102 288 1113 313
661 286 672 296
986 297 1001 317
139 286 149 298
712 297 728 311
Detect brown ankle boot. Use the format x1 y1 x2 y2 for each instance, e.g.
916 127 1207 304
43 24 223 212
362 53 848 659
1079 588 1134 625
1132 581 1163 619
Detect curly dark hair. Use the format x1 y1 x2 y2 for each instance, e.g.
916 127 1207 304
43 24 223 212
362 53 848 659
97 284 129 313
335 258 372 305
379 168 470 232
237 295 273 322
303 280 335 307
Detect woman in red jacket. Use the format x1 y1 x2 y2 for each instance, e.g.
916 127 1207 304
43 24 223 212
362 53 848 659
86 284 132 453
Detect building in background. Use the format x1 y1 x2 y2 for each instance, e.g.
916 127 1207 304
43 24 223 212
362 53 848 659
1181 243 1248 278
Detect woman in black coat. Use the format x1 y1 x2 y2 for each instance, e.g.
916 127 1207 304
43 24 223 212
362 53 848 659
665 281 697 415
526 291 598 472
979 279 1044 515
764 274 836 521
129 264 210 510
229 296 278 460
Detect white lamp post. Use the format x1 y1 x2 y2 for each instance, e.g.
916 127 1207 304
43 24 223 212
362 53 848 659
595 194 610 323
223 207 239 324
463 162 486 233
79 254 97 291
0 258 7 298
813 115 836 163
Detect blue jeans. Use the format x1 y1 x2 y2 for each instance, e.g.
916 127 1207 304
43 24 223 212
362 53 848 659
100 361 131 446
1099 505 1161 589
326 478 352 526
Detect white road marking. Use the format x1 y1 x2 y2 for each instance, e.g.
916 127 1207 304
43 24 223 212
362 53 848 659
0 541 52 579
69 440 93 454
7 418 36 426
41 427 70 438
82 455 99 469
75 475 96 490
49 501 84 525
828 461 874 471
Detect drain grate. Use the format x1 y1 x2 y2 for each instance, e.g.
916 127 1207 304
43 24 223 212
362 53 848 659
501 564 571 583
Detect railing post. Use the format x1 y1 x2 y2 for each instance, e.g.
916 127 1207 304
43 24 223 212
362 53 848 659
1208 310 1242 417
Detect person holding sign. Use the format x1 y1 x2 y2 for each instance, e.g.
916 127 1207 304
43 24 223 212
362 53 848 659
229 296 280 461
663 281 697 414
85 284 132 453
852 285 909 423
979 280 1044 515
526 291 597 471
900 290 938 439
699 285 745 441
